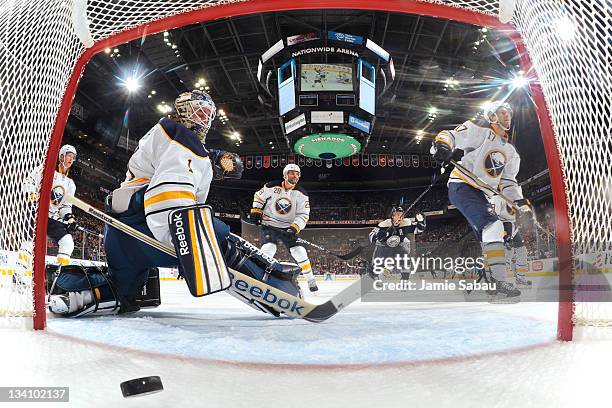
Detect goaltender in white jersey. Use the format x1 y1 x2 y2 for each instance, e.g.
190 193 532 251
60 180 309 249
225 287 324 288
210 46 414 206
250 164 318 292
110 117 215 248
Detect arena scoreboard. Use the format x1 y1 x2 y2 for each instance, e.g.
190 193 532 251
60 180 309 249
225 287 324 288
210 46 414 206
257 31 395 159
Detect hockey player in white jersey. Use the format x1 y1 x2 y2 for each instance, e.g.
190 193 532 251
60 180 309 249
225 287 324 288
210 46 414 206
249 164 318 292
369 206 426 280
431 101 532 298
47 90 303 317
15 145 78 287
489 193 532 287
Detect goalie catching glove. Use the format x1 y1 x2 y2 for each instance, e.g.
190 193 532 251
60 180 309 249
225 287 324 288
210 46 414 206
209 150 244 180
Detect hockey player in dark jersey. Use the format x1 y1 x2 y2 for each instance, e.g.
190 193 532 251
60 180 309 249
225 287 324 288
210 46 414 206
369 206 426 280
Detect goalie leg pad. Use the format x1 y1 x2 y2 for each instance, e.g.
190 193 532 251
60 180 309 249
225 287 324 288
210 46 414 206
169 204 231 297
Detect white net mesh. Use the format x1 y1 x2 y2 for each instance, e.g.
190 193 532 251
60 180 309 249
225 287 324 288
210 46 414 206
0 0 609 336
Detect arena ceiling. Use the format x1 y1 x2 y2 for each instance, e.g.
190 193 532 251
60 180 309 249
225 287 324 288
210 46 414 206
71 9 545 176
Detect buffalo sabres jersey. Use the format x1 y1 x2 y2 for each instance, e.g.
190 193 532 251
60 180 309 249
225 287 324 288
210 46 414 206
369 217 425 247
436 120 523 201
251 180 310 232
112 118 212 247
23 165 76 221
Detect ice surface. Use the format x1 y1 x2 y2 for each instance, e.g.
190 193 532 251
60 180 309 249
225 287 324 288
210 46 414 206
2 280 612 408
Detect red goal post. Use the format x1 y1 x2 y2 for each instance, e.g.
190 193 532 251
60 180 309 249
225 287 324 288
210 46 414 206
2 0 607 341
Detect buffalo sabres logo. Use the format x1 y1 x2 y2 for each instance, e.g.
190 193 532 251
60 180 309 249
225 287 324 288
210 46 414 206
484 150 507 177
50 185 66 205
274 197 293 215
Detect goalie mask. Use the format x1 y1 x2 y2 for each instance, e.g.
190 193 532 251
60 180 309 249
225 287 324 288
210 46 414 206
210 150 244 180
485 101 513 131
174 90 216 141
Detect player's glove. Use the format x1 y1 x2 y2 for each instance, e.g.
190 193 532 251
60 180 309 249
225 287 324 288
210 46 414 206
432 140 454 165
26 192 39 202
250 210 262 225
285 225 299 238
374 228 389 242
63 213 78 233
514 198 532 213
415 212 425 222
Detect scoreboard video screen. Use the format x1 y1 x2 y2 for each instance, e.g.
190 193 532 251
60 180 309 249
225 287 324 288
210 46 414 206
300 63 353 92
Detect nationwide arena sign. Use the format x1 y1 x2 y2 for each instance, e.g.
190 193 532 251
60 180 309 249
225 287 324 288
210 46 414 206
291 47 359 58
294 133 361 159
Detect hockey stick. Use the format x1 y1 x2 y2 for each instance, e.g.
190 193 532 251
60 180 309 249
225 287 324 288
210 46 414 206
400 165 448 218
64 194 370 322
450 160 554 239
295 237 364 261
247 221 365 261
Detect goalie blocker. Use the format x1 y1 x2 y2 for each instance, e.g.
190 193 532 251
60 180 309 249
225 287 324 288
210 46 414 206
169 204 303 316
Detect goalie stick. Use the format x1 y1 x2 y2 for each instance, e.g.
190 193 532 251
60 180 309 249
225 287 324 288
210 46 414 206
63 194 371 322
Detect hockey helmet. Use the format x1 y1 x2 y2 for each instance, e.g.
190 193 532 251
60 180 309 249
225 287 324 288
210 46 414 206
174 90 216 141
283 163 301 179
59 144 77 159
391 205 404 215
484 101 513 130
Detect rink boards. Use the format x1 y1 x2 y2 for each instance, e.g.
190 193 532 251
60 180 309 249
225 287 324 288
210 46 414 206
1 249 612 283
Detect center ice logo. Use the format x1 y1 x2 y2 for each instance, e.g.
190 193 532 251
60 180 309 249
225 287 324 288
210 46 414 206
275 197 292 215
484 150 506 177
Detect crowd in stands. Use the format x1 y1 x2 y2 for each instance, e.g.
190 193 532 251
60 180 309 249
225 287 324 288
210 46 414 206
61 152 557 267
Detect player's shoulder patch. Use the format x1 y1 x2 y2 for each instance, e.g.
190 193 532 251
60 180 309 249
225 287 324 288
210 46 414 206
399 219 411 227
294 185 308 197
379 219 392 228
265 180 283 188
158 118 208 158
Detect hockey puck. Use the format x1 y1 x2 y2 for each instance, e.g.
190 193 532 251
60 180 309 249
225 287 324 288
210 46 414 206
120 376 164 398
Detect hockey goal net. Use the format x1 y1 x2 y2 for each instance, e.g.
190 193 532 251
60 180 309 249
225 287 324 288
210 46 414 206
0 0 609 340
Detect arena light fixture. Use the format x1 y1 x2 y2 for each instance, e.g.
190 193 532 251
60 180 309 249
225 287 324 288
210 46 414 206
123 76 141 93
510 74 529 89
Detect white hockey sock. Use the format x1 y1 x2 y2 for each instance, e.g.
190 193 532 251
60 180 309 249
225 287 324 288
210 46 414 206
483 242 507 282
